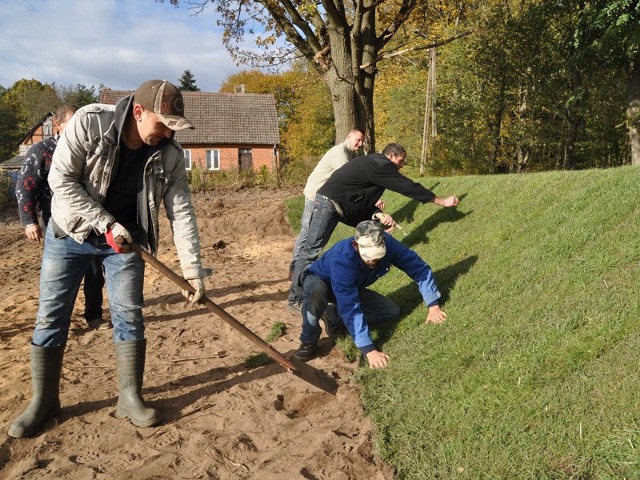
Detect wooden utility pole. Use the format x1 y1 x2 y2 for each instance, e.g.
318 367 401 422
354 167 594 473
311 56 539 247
420 48 437 175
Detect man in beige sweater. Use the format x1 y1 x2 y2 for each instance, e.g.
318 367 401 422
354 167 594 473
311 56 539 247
288 128 364 280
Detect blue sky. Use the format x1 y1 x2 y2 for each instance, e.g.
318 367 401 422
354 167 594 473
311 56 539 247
0 0 246 92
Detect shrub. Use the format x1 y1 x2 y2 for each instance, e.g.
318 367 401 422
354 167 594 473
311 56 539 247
186 159 317 191
0 171 17 210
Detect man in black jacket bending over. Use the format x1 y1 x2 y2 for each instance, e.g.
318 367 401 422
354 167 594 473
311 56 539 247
287 142 460 311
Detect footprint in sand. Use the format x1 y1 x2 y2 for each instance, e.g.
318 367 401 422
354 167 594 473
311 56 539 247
232 433 258 453
144 425 182 450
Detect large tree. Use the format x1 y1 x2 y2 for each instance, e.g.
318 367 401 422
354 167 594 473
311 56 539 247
168 0 466 151
574 0 640 165
2 79 59 132
55 83 100 107
0 79 58 160
220 65 334 160
0 100 21 160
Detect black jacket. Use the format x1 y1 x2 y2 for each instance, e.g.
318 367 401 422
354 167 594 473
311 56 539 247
317 153 435 226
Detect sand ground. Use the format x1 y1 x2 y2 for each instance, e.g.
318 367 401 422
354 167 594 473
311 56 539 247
0 187 394 479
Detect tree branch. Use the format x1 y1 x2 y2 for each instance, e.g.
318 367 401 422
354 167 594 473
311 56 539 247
377 0 416 49
360 30 473 69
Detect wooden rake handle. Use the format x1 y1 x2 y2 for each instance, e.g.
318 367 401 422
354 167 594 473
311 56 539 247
130 244 296 371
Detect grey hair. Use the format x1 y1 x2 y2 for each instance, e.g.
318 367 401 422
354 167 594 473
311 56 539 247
381 143 406 157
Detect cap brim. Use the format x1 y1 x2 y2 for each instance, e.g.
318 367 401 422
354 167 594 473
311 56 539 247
358 243 386 260
156 113 194 131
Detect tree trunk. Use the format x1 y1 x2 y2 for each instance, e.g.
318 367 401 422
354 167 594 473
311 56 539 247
490 74 506 173
324 69 360 145
323 0 377 151
628 59 640 166
562 69 584 170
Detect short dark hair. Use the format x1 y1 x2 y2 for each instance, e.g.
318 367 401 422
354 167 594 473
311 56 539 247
382 143 406 157
349 127 365 136
55 104 78 122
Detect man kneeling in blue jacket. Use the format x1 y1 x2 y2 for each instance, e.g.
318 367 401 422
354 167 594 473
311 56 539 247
295 220 447 368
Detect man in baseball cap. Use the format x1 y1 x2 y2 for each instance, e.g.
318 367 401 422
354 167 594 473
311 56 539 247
354 220 387 262
8 78 205 438
294 219 448 368
134 79 194 131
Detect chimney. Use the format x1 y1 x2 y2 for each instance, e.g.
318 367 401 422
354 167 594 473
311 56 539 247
234 84 246 94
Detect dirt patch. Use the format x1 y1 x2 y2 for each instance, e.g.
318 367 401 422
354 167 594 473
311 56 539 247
0 187 394 479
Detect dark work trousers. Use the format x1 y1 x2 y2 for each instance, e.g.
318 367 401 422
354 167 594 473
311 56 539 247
83 256 105 321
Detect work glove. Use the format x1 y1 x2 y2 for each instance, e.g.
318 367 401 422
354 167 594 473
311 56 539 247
105 222 133 253
182 277 205 305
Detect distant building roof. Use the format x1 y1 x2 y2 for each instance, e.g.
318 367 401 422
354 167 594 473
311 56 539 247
0 155 25 170
100 89 280 146
18 112 53 146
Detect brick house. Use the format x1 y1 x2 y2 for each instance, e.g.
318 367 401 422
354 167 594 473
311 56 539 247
0 112 56 170
100 87 281 172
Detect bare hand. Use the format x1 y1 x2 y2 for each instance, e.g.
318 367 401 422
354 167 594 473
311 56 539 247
25 224 43 243
366 349 390 368
442 195 459 207
375 198 385 210
372 212 396 232
426 304 447 324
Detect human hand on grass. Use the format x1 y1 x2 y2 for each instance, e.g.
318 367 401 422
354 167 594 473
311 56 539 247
426 305 447 324
366 349 390 368
434 195 460 208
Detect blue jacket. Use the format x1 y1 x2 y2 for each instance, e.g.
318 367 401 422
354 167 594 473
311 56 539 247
308 233 441 351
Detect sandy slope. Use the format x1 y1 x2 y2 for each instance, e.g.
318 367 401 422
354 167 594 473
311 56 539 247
0 187 393 479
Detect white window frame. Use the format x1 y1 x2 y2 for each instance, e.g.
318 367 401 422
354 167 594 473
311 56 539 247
183 149 192 170
206 149 221 171
42 119 53 139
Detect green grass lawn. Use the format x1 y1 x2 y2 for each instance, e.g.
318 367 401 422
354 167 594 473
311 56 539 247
286 166 640 479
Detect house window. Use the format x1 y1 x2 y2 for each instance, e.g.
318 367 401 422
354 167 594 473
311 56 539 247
239 148 253 171
183 149 192 170
42 119 53 139
206 149 221 170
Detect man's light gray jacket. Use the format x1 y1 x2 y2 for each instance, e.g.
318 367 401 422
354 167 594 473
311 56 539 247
49 95 203 279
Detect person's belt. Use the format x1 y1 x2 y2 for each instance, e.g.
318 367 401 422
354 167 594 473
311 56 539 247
317 194 344 217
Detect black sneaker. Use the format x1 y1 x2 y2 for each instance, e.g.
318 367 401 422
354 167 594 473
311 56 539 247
321 304 345 340
287 300 302 314
294 342 317 362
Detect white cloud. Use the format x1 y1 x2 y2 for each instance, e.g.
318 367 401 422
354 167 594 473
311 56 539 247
0 0 243 92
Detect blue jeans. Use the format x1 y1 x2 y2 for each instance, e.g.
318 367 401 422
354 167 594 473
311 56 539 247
33 227 145 347
289 194 342 302
300 274 401 346
43 219 104 321
289 198 314 274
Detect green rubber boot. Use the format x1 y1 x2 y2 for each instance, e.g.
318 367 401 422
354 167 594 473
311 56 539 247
115 339 159 427
8 343 65 438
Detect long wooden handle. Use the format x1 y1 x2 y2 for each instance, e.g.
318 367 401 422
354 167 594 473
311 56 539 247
131 244 296 371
